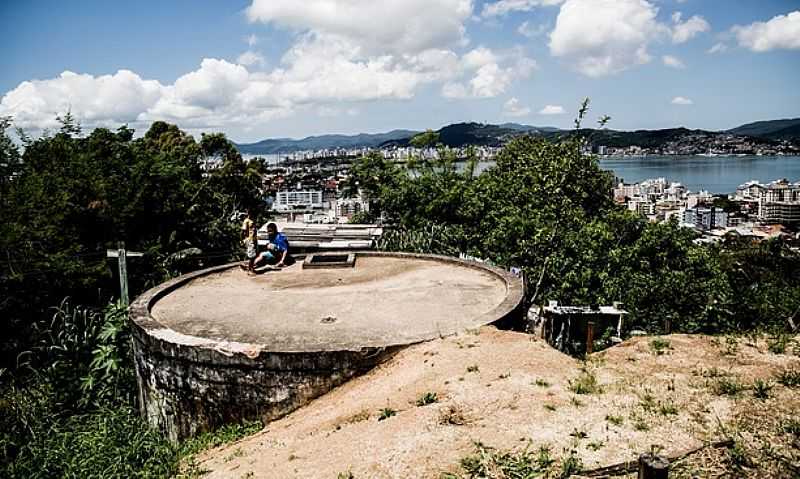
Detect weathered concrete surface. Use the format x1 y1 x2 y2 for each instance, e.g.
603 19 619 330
130 252 524 442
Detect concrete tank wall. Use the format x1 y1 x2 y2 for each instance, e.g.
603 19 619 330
130 253 524 442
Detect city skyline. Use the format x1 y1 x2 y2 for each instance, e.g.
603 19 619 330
2 0 799 142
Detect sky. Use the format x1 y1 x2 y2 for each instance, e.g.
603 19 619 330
1 0 799 142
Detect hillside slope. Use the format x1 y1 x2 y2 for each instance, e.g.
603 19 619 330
198 329 799 478
728 118 800 139
236 130 419 154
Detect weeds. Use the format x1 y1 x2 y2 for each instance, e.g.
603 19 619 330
658 401 679 416
751 379 773 400
416 392 438 407
722 335 739 356
377 407 396 421
466 365 479 373
605 414 624 426
767 334 791 355
568 368 602 395
638 390 657 413
727 440 753 470
586 441 604 451
776 368 800 388
569 429 588 440
533 378 550 388
782 419 800 439
450 443 575 478
712 377 745 397
559 449 583 478
650 337 671 355
180 420 263 457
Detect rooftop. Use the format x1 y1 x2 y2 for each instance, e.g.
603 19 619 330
146 253 522 353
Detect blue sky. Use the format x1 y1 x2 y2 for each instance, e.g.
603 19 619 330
1 0 799 142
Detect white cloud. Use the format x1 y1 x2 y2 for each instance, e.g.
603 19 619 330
1 1 543 132
549 0 667 77
671 12 710 44
707 42 728 54
245 0 472 55
662 54 685 68
0 70 164 130
732 11 800 52
671 96 693 105
502 97 531 117
237 50 265 67
317 106 359 117
246 34 259 47
517 21 549 38
481 0 563 17
539 104 565 115
442 46 536 98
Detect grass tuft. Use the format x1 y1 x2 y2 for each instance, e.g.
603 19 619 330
568 368 602 395
377 407 396 421
415 392 439 407
649 337 671 355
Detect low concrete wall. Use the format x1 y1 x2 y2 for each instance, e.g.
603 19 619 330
130 253 524 442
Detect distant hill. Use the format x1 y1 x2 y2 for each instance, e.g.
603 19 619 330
235 118 800 155
379 122 561 148
727 118 800 141
554 127 715 148
236 129 419 154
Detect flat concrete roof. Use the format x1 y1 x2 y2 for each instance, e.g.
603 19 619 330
146 254 519 352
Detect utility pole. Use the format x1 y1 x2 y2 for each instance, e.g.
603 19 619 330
106 241 143 306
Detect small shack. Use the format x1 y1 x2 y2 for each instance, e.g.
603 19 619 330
528 301 627 355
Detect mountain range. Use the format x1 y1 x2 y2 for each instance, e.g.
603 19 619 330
235 118 800 154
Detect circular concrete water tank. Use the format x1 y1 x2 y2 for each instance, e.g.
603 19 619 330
130 252 524 441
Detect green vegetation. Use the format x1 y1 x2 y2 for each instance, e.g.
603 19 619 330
349 103 800 338
605 414 624 426
3 102 800 475
533 378 550 388
649 337 672 355
568 368 602 395
415 392 439 406
0 116 267 477
713 377 746 397
776 368 800 388
751 379 773 400
767 333 794 354
377 407 397 421
444 442 583 479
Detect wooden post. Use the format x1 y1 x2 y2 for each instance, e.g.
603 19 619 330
107 243 142 307
664 318 671 335
586 321 595 355
117 241 129 307
638 453 669 479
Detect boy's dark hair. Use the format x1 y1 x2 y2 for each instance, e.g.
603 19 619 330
266 222 278 232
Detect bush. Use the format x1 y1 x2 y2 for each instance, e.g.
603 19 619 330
568 368 602 395
1 383 179 479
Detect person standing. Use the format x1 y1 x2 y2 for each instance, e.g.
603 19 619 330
240 210 257 272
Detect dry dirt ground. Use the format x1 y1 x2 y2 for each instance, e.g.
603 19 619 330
197 328 800 479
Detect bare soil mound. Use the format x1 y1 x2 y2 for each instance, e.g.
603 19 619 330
198 329 800 478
